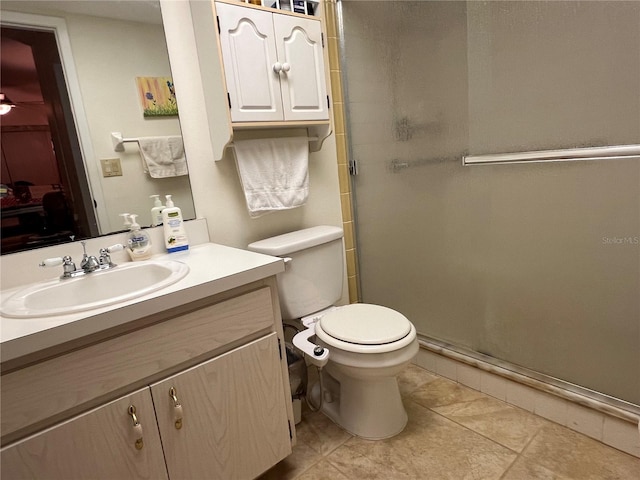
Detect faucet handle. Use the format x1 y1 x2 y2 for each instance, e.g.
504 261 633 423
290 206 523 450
99 243 124 267
104 243 124 253
39 257 65 268
40 256 77 278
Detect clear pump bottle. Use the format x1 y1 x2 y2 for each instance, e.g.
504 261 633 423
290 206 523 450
125 214 152 261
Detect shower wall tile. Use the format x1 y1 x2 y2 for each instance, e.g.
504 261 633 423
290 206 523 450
343 221 354 250
567 402 604 441
335 133 347 164
506 381 537 413
345 248 357 278
435 356 458 381
327 36 340 72
329 70 343 102
602 416 640 458
413 348 438 372
457 363 482 390
533 391 569 426
323 0 336 38
333 102 345 135
323 0 359 303
481 371 508 401
340 193 352 222
347 274 359 304
412 346 640 458
337 163 350 195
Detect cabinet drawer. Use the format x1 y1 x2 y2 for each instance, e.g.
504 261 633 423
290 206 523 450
1 287 275 444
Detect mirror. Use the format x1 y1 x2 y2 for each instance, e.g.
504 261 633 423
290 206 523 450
0 0 196 254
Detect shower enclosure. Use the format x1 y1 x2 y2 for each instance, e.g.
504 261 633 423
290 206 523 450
338 0 640 406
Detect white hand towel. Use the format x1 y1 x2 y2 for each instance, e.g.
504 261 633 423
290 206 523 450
233 136 309 218
168 136 188 176
138 136 188 178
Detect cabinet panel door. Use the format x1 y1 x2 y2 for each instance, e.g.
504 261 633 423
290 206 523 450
0 388 167 480
217 3 284 122
274 14 329 121
151 333 291 480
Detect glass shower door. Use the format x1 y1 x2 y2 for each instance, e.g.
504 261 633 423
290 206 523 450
339 0 640 406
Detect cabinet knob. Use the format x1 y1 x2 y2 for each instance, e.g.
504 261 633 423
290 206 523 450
273 62 283 73
282 62 291 73
127 405 144 450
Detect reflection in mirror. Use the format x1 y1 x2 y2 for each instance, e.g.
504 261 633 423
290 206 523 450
0 1 196 254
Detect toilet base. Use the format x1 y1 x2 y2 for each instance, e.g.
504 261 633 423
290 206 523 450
311 368 408 440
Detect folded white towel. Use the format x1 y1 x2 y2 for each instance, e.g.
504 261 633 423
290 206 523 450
138 136 188 178
233 136 309 218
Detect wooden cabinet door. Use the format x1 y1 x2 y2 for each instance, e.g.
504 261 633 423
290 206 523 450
0 388 168 480
274 14 329 121
217 2 284 122
151 333 291 480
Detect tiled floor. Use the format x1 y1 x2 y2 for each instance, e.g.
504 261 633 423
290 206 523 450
259 365 640 479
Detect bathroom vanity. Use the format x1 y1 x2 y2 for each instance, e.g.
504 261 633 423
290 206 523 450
0 243 294 479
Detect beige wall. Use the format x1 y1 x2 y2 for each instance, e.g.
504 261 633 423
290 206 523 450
341 0 639 404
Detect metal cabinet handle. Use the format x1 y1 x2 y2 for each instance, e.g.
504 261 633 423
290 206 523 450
169 387 183 430
127 405 144 450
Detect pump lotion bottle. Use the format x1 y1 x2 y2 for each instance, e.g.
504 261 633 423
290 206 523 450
150 194 164 226
161 195 189 253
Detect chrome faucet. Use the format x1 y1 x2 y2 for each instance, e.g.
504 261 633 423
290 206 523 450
40 242 124 279
80 241 100 273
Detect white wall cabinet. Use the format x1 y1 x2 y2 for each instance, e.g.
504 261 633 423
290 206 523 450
1 284 294 479
216 1 329 123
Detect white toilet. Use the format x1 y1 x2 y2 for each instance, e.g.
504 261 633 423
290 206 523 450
248 225 419 440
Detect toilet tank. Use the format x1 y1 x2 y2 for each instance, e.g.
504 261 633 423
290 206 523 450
248 226 344 320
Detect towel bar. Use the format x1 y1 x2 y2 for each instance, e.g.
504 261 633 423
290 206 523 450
113 132 320 152
228 136 319 148
111 132 139 152
463 144 640 166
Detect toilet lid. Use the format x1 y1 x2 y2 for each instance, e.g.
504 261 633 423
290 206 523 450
318 304 412 345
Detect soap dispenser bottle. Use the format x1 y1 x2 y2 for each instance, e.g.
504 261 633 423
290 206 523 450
150 195 164 226
119 212 132 231
126 214 153 261
161 195 189 253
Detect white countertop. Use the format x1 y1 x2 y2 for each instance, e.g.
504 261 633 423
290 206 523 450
0 243 284 364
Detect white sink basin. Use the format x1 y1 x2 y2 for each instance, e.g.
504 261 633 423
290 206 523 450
1 260 189 318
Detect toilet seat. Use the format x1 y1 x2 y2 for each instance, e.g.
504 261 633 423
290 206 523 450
315 304 416 354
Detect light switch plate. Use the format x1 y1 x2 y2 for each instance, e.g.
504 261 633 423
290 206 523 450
100 158 123 177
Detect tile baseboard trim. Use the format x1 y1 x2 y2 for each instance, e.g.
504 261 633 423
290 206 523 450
414 336 640 458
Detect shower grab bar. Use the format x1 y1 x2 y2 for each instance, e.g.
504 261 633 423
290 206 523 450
463 144 640 166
